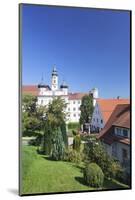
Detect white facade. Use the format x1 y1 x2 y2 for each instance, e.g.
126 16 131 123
37 68 85 123
66 99 81 123
91 102 104 132
37 67 98 123
89 88 99 107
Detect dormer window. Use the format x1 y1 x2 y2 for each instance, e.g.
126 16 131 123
115 127 128 138
115 128 122 136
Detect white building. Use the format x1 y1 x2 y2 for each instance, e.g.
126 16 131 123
23 67 99 123
91 98 129 133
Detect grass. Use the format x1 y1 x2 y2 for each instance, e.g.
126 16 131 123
21 146 129 195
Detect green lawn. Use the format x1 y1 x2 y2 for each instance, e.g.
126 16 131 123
21 146 129 195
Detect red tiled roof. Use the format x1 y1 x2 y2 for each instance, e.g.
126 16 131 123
22 85 39 96
22 86 87 99
97 98 129 124
98 104 130 145
22 85 51 96
113 110 130 129
68 93 87 100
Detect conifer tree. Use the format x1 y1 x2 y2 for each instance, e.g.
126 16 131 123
51 127 65 160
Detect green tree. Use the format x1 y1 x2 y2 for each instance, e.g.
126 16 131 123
22 94 37 115
79 95 93 125
42 121 52 155
61 121 68 148
51 127 65 160
22 94 46 136
47 97 67 127
83 137 122 178
42 97 68 160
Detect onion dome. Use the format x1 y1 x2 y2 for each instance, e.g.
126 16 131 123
60 80 68 89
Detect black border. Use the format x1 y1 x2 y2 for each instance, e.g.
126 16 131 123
19 3 132 196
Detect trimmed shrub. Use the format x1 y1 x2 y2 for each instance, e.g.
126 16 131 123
73 135 81 151
64 149 83 164
107 160 123 179
83 163 104 188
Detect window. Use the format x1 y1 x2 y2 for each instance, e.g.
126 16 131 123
123 129 128 138
74 114 76 117
78 100 81 104
93 118 95 122
73 107 76 111
116 128 122 136
68 114 70 118
78 113 80 117
101 119 103 124
73 101 75 104
68 108 70 111
97 118 98 123
53 80 56 83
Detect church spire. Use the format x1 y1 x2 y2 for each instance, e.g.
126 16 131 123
38 73 45 88
51 65 58 90
52 65 58 76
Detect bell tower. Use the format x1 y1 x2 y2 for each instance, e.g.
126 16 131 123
51 66 58 90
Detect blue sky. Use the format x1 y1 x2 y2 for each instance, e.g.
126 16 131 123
22 4 130 98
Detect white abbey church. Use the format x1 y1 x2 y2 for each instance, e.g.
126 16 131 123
23 67 99 123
